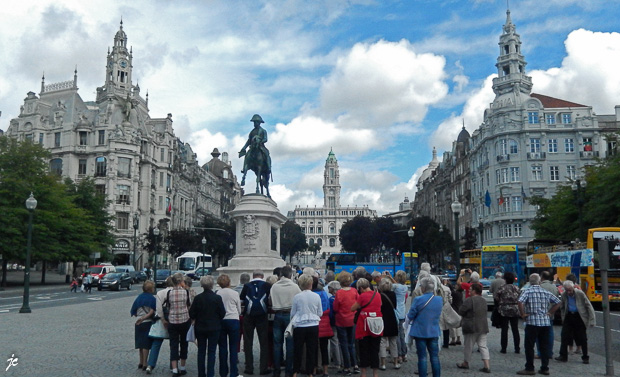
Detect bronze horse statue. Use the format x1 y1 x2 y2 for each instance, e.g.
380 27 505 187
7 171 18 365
240 135 271 197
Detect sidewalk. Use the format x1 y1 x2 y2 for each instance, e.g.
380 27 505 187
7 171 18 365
0 269 69 291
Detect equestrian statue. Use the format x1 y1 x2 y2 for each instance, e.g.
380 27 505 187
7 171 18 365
238 114 272 197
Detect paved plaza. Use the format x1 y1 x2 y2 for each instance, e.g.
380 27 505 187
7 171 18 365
0 272 619 376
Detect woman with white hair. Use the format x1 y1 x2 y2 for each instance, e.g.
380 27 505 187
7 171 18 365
165 272 193 376
407 277 443 377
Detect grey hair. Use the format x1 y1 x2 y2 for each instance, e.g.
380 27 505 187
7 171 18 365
563 280 575 290
239 272 251 284
495 271 503 278
184 276 193 287
378 278 392 292
325 271 335 283
420 262 431 272
253 269 264 278
303 267 316 276
353 266 367 278
356 277 370 290
470 271 480 283
327 280 341 291
200 275 215 290
419 276 435 293
418 270 430 280
529 273 541 285
171 272 185 286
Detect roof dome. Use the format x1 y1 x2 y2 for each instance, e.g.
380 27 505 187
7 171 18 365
457 125 470 143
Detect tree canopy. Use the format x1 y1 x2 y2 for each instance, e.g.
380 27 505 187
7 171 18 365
280 220 307 261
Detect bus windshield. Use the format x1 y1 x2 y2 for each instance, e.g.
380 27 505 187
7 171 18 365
481 245 522 282
178 257 196 271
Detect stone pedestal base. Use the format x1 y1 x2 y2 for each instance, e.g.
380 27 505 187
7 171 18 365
217 194 286 285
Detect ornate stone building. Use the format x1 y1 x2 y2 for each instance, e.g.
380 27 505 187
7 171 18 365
4 22 239 268
287 149 377 254
413 9 619 254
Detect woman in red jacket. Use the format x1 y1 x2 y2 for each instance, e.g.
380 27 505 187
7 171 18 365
313 277 334 377
333 271 359 375
351 278 383 377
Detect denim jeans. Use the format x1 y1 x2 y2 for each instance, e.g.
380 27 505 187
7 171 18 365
219 319 240 377
273 313 294 375
414 337 440 377
147 338 164 368
336 326 356 369
535 324 554 358
396 319 408 357
197 330 220 377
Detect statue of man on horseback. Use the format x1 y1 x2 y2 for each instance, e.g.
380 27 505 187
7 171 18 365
238 114 272 197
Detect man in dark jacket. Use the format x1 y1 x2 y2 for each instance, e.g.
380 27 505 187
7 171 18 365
190 275 226 377
240 269 272 375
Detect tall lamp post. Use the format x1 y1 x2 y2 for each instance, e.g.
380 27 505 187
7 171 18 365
571 178 586 241
408 227 415 278
132 214 139 268
451 200 462 278
20 193 37 314
153 227 160 293
201 237 207 274
478 216 484 249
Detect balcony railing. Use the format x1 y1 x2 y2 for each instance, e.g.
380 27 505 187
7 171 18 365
527 152 546 160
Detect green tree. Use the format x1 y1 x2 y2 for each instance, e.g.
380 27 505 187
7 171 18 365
280 220 307 262
339 215 375 260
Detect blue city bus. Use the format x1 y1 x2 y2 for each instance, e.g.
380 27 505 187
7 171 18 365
480 245 524 284
326 252 416 277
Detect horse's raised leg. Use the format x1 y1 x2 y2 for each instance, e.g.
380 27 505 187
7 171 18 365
264 173 270 198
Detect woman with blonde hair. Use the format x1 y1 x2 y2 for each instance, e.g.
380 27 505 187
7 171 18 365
291 274 323 377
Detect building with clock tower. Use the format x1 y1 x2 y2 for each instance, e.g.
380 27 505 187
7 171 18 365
288 149 377 255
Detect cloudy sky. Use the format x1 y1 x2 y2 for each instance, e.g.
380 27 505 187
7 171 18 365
1 0 620 216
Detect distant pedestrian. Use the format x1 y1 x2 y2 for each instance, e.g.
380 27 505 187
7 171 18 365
70 278 78 293
84 273 93 293
165 272 193 377
240 269 272 375
392 270 409 363
291 274 322 377
516 273 561 376
216 274 242 377
131 280 156 371
190 275 226 377
457 282 491 373
407 276 442 377
236 272 251 353
494 272 521 354
555 280 595 364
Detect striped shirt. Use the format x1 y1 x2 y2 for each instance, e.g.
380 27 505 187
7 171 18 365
518 285 560 326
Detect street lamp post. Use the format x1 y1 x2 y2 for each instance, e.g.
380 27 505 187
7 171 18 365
408 227 415 279
132 214 139 269
20 193 37 314
571 178 586 240
201 237 207 274
438 225 444 271
153 227 160 293
478 216 484 249
451 200 462 278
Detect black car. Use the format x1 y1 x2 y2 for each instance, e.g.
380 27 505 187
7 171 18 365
97 272 132 291
187 267 211 280
155 270 172 287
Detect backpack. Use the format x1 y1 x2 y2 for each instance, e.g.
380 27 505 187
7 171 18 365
245 281 268 316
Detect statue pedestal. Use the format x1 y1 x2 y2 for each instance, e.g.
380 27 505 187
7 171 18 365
217 194 286 285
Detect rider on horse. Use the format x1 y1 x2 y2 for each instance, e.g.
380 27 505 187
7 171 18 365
239 114 272 175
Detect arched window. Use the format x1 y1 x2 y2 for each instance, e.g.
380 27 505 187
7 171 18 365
95 157 107 177
317 239 323 246
329 223 336 233
309 238 315 246
329 238 336 247
50 158 63 175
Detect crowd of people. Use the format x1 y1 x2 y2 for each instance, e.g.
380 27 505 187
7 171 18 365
128 263 596 377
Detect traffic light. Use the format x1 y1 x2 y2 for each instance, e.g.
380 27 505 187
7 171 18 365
598 240 620 270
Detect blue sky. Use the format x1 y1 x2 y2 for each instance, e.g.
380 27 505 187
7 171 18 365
1 0 620 215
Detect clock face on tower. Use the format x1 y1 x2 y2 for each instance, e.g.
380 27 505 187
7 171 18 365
119 60 127 68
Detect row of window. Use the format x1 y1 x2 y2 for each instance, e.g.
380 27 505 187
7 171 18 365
494 165 577 184
497 137 592 155
528 112 572 125
308 238 337 247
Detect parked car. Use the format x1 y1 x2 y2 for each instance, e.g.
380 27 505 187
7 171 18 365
97 272 132 291
187 267 211 280
115 265 141 283
134 271 148 283
479 278 494 308
155 270 172 287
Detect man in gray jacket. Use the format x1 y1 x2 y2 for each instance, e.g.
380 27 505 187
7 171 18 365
270 266 301 377
555 280 595 364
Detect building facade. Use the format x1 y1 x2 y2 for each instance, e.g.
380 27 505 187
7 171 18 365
287 149 377 254
4 22 239 268
413 9 619 254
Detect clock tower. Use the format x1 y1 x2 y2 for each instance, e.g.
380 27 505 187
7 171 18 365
323 148 341 209
100 20 133 99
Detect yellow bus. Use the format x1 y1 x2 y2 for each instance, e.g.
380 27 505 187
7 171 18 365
460 248 481 273
581 227 620 303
